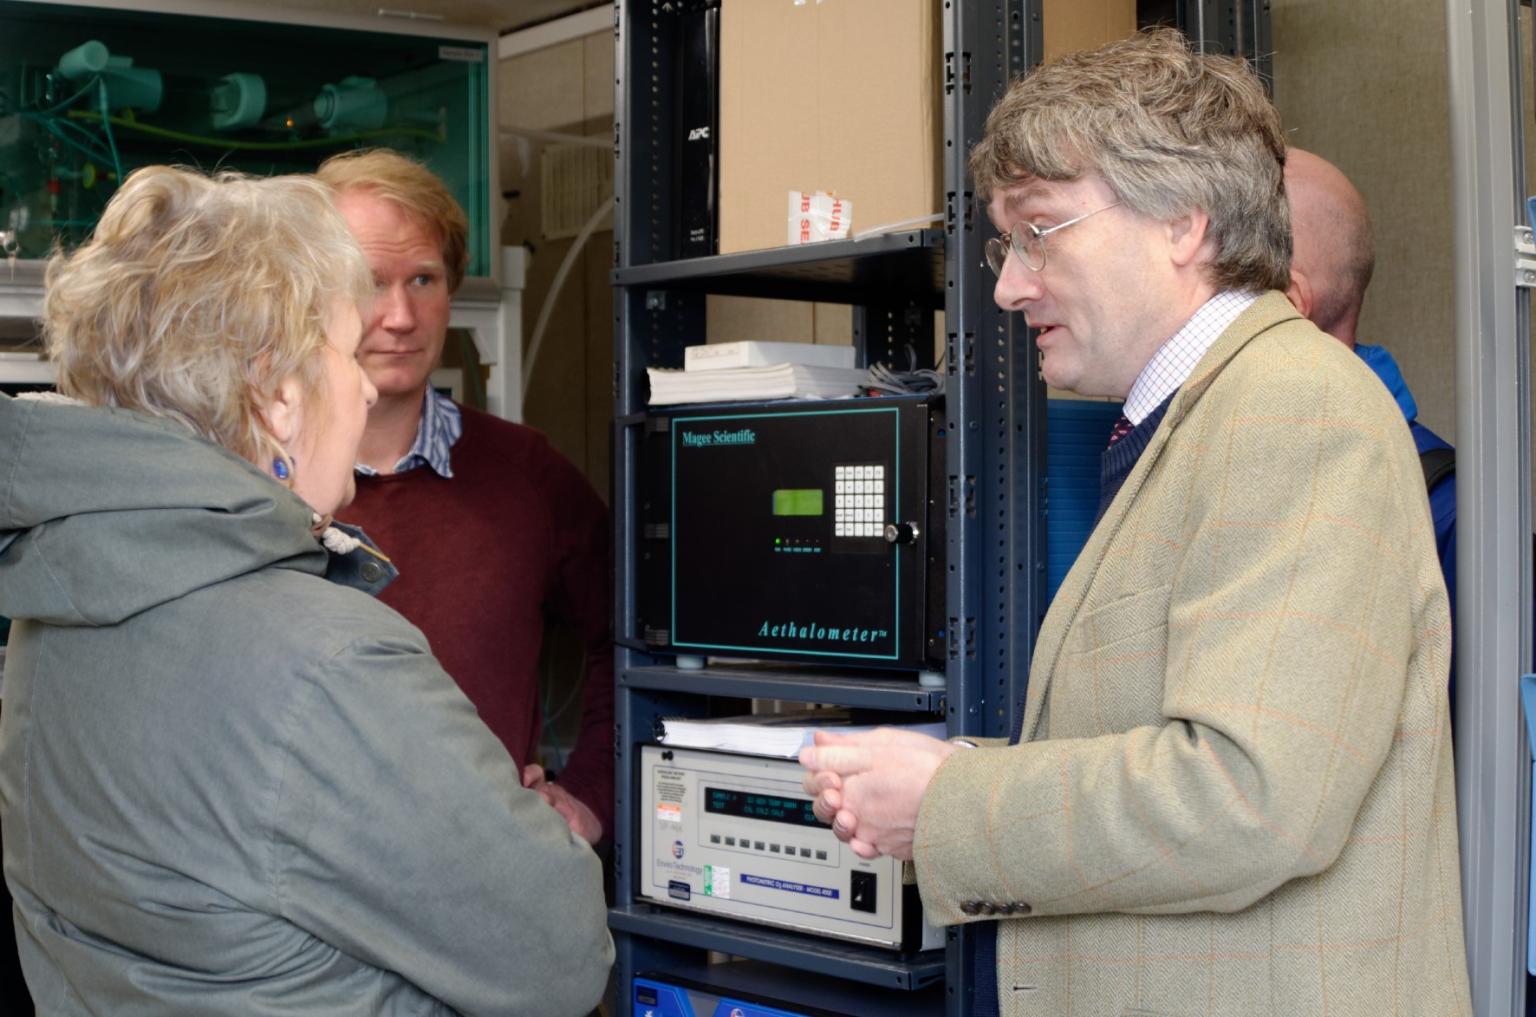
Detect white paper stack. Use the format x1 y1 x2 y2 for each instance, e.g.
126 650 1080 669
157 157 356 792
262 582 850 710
655 709 946 759
647 363 869 406
684 340 856 372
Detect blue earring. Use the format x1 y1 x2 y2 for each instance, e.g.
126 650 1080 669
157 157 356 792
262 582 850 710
272 457 290 481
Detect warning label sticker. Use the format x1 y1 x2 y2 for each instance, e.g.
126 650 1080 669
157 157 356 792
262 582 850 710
704 864 730 898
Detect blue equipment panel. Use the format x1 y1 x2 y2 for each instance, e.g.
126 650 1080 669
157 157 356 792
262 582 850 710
635 976 812 1017
1044 398 1120 600
634 964 943 1017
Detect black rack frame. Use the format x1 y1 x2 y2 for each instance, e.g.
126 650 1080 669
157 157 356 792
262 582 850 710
609 2 1039 1014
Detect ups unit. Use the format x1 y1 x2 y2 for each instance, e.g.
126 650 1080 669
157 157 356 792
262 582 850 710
635 396 944 670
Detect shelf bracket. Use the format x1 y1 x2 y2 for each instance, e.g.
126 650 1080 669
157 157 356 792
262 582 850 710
1515 225 1536 289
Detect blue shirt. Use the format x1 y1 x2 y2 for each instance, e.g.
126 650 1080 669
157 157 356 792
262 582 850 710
1355 343 1456 622
354 387 462 479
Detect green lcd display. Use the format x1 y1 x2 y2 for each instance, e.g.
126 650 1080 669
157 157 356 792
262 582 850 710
771 489 824 516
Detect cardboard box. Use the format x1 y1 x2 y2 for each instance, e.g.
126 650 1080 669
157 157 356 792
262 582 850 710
718 0 940 254
1044 0 1137 62
717 0 1136 256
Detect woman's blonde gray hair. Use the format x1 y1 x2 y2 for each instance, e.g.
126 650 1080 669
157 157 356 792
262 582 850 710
970 27 1290 293
42 166 372 474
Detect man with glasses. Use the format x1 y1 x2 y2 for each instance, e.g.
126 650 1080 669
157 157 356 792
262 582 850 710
800 28 1469 1017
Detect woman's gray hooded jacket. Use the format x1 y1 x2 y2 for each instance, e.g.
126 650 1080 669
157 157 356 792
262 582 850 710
0 394 613 1015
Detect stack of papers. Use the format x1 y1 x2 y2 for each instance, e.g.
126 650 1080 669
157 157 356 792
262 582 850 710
647 363 869 406
684 340 856 372
655 709 946 759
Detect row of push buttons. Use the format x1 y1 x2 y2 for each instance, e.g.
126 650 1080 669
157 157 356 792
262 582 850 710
709 833 828 860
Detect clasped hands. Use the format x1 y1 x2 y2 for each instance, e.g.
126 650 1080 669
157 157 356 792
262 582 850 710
798 728 958 861
522 764 604 845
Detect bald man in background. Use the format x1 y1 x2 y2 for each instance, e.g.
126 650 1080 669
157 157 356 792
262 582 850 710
1284 147 1457 641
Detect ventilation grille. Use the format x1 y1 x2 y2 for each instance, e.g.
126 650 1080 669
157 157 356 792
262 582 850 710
540 143 613 240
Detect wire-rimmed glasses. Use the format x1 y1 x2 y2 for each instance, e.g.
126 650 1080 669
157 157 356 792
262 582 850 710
983 201 1121 276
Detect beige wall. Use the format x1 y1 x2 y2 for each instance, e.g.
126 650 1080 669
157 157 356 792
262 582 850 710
499 33 615 502
1271 0 1456 440
498 34 616 759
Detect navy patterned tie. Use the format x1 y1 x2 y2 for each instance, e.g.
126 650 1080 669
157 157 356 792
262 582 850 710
1107 414 1133 447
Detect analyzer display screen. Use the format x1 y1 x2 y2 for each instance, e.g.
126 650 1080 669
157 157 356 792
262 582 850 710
771 489 824 516
705 787 826 827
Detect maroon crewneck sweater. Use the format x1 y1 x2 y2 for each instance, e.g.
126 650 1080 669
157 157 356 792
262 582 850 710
341 406 614 836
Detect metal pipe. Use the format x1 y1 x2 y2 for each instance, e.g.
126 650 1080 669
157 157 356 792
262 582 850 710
1446 0 1531 1012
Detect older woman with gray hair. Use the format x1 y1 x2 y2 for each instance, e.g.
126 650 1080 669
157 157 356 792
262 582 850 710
0 166 612 1015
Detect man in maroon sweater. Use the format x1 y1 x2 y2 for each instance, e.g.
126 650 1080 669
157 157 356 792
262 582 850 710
318 150 612 845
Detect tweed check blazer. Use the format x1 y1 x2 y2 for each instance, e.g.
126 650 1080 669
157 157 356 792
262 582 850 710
913 292 1470 1016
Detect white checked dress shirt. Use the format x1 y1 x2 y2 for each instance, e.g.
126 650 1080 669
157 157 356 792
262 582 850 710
1122 290 1260 424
